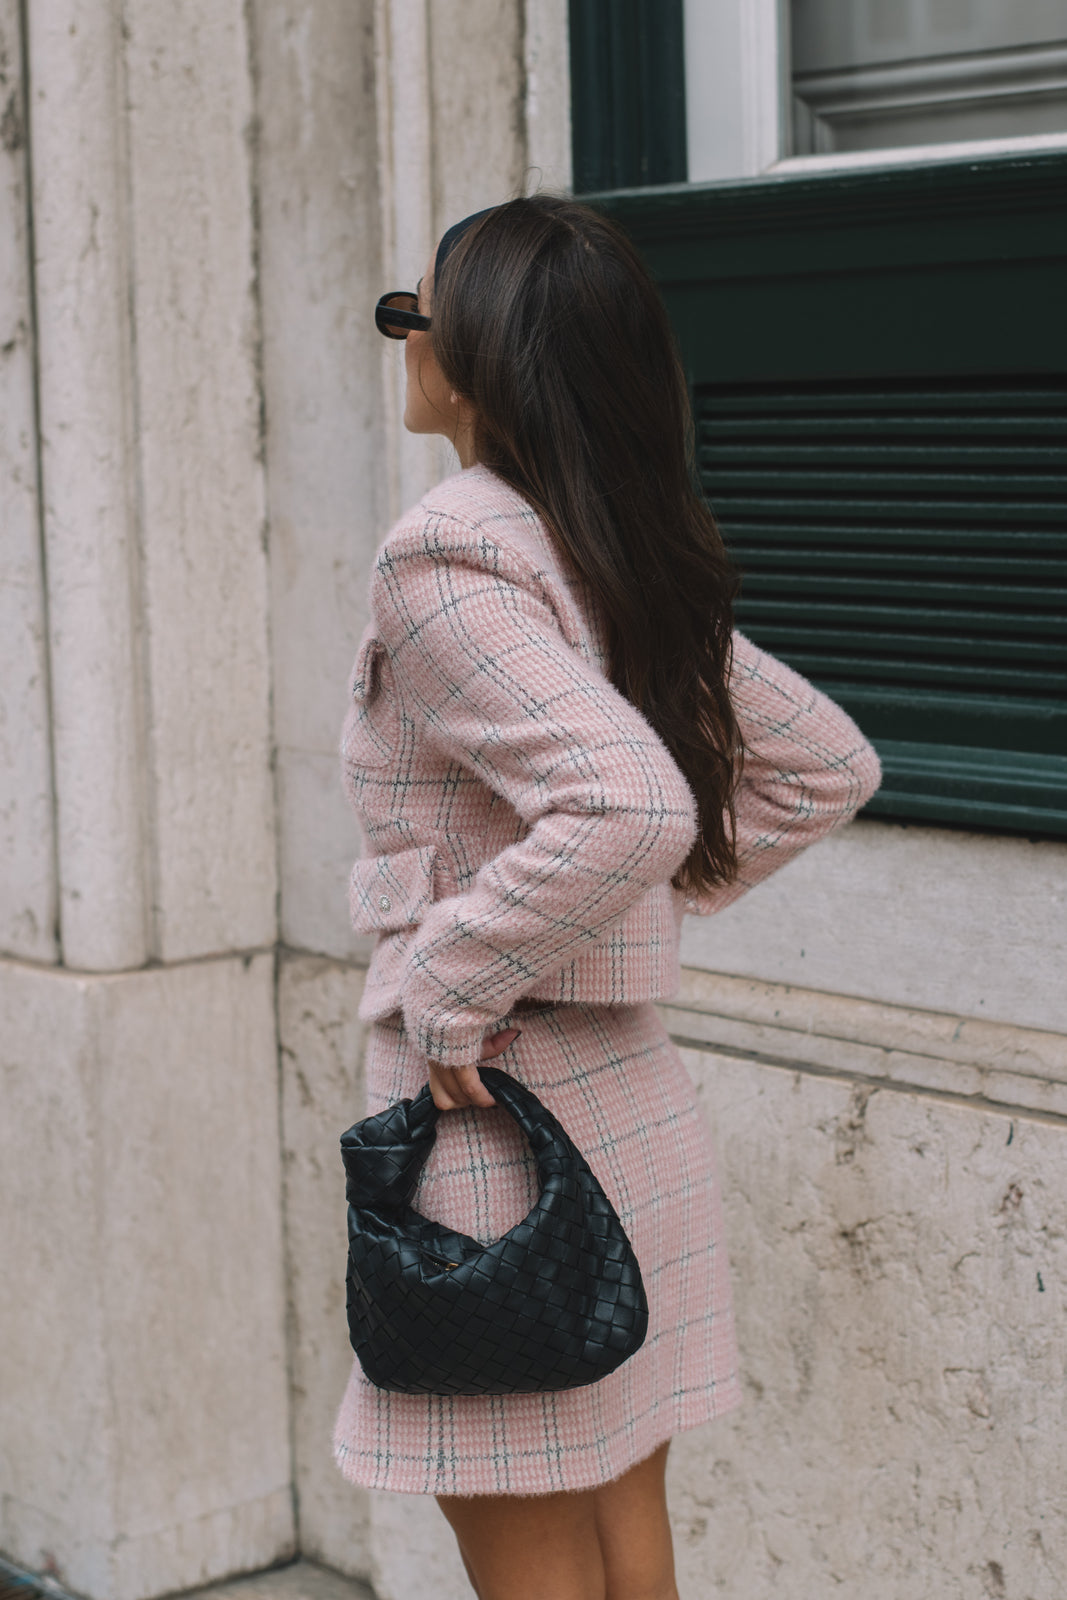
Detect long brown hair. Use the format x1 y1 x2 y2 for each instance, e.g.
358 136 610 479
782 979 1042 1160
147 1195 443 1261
431 195 741 893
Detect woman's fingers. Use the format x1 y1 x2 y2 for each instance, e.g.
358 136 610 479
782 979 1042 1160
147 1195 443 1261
427 1061 461 1110
459 1064 497 1107
428 1060 497 1110
479 1027 521 1062
428 1031 521 1110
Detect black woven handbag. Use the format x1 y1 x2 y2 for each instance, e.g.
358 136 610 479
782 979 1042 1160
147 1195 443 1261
340 1066 648 1395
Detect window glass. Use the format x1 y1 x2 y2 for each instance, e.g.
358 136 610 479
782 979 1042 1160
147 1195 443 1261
792 0 1067 155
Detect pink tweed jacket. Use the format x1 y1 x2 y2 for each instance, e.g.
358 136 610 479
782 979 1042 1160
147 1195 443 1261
341 464 881 1068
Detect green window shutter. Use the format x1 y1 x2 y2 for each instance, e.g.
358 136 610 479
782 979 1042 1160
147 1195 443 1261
582 153 1067 840
698 378 1067 835
568 0 687 193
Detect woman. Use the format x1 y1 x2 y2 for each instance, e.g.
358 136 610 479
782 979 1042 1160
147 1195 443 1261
334 195 881 1600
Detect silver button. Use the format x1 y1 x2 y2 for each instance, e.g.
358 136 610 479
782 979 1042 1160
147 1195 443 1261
378 894 391 912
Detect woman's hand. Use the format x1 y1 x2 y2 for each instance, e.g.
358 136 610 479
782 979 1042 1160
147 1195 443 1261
428 1028 521 1110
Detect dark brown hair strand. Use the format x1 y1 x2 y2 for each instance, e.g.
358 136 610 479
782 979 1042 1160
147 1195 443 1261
431 195 742 894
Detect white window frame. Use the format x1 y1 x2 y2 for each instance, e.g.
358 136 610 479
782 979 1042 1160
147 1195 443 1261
683 0 1067 184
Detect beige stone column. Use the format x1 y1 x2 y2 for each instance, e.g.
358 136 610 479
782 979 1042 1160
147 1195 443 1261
27 0 277 972
26 0 149 971
0 0 57 964
1 0 289 1593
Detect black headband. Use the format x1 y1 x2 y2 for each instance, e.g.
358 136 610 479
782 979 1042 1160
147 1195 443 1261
433 206 497 284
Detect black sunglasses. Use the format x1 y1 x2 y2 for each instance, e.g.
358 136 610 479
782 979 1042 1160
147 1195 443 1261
376 208 496 338
376 290 431 340
376 208 495 339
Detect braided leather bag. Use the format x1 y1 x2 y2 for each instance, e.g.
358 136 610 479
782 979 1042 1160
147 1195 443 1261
340 1066 649 1394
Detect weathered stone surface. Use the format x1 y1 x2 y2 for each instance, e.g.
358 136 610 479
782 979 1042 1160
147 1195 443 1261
0 961 111 1587
680 818 1067 1035
25 0 276 970
254 0 386 757
277 955 372 1580
275 751 371 963
427 0 527 230
524 0 572 193
0 954 293 1599
125 0 276 962
187 1559 374 1600
367 1490 469 1600
253 0 386 963
26 0 150 970
670 1043 1067 1600
375 0 446 522
0 0 56 964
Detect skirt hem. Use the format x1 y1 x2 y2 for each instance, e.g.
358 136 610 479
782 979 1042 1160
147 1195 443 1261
332 1377 743 1498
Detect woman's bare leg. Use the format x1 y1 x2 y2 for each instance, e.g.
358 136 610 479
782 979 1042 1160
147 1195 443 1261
436 1440 677 1600
591 1441 678 1600
437 1485 606 1600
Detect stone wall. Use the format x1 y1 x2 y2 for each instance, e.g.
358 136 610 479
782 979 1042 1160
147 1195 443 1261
3 1 1064 1597
671 999 1067 1600
0 0 287 1591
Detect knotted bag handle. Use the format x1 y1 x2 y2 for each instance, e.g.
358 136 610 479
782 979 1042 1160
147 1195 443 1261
340 1066 577 1214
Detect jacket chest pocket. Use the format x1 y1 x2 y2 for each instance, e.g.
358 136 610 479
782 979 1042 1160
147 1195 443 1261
342 630 401 773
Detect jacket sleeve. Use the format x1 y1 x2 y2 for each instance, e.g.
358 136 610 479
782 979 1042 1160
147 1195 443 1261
687 631 882 917
371 528 698 1067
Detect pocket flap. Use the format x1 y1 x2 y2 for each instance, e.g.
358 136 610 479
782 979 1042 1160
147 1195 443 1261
349 629 384 704
349 846 437 935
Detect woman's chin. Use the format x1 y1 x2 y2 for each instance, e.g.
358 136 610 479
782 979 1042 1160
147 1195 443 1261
403 407 437 436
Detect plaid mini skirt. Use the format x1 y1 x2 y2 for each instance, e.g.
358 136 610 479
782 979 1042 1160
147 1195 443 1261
333 1000 741 1496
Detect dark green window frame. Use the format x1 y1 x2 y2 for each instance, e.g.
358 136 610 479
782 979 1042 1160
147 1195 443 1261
569 0 687 193
569 6 1067 840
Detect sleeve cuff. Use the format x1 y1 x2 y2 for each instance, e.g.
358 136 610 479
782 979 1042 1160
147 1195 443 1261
404 1004 499 1069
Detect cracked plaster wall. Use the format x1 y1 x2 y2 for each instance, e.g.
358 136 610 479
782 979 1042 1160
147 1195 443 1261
670 1045 1066 1600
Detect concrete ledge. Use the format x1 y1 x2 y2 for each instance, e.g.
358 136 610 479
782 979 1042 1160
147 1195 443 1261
662 967 1067 1120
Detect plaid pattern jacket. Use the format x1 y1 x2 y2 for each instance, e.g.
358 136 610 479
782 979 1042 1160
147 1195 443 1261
341 465 881 1068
